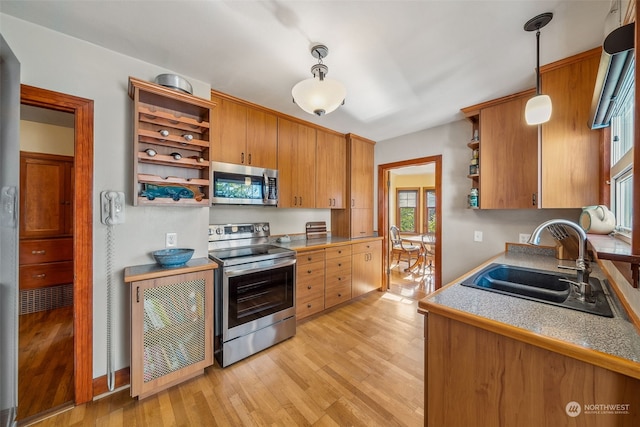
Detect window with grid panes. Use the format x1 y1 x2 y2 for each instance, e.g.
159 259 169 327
609 62 634 238
397 189 418 233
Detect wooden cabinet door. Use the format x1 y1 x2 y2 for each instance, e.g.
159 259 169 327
277 118 296 208
295 124 316 208
277 118 316 208
129 270 213 399
217 99 247 165
351 208 374 239
540 50 601 208
349 135 374 209
246 108 277 169
316 130 346 209
20 152 73 238
352 240 382 297
480 95 538 209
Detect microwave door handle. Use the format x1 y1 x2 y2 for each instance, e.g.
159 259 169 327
262 172 268 203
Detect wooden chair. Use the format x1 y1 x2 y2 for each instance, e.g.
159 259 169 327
389 225 420 269
421 232 436 277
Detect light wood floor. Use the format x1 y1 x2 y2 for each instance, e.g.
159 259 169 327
19 306 74 422
30 291 424 426
388 259 436 301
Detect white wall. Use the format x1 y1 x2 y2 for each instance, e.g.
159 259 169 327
1 14 215 379
20 121 74 155
376 120 581 284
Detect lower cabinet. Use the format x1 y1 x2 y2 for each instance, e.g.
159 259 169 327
125 262 214 399
19 237 73 290
425 312 640 427
352 240 382 298
325 246 352 308
296 250 326 320
295 239 381 320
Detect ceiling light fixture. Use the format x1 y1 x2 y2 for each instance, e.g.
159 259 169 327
524 12 553 125
292 44 346 116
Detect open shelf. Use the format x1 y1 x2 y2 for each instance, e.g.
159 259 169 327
129 77 216 206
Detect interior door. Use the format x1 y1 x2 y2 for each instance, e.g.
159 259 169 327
0 33 21 427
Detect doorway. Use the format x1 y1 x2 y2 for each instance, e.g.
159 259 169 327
19 85 94 420
18 107 75 420
378 156 442 299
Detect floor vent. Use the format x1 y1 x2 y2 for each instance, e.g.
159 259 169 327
20 284 73 315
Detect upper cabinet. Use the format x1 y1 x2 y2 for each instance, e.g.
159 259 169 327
349 134 375 209
539 48 601 208
277 118 317 208
316 130 346 209
210 94 278 169
461 48 602 210
331 134 376 238
20 152 74 238
477 91 538 209
129 77 215 207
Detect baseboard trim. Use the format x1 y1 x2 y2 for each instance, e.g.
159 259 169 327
92 367 130 398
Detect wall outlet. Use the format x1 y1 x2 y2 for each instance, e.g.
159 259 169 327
165 232 177 248
474 230 483 242
519 233 531 244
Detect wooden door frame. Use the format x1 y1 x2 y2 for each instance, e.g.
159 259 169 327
377 156 442 291
20 85 94 405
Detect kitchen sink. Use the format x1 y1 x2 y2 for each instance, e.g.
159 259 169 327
460 263 613 317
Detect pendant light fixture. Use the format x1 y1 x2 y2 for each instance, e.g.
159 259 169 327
292 44 346 116
524 12 553 125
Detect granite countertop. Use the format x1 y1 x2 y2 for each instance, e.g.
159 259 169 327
275 235 381 251
419 249 640 379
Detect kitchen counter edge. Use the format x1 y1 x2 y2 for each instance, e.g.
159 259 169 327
277 236 382 252
418 251 640 380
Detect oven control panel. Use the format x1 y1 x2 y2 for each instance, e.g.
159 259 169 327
208 222 270 241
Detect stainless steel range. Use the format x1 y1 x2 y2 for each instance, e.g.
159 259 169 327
208 222 296 367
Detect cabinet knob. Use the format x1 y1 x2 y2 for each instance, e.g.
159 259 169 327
182 134 193 142
307 304 312 308
33 273 46 279
307 285 312 290
307 270 312 274
31 250 46 255
338 293 342 297
338 263 342 267
307 257 312 261
158 129 169 137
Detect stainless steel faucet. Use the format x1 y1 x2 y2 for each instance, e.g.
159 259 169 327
528 219 593 301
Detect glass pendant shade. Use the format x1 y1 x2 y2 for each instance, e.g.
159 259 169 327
525 94 552 125
292 76 346 116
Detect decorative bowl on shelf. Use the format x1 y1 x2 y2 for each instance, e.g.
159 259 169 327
152 248 194 267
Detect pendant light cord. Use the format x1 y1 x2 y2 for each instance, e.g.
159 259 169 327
535 28 541 95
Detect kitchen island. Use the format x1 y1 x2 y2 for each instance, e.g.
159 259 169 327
419 245 640 427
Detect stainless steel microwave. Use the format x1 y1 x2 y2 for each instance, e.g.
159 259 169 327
211 161 278 206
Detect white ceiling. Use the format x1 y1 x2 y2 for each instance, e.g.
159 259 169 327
1 0 614 142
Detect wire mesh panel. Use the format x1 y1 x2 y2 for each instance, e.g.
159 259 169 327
141 277 206 383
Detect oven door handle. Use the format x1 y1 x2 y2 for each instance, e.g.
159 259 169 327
224 258 296 278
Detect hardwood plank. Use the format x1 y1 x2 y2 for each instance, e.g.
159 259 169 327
31 292 424 426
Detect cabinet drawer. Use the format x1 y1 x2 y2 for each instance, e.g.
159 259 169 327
325 282 352 308
296 295 324 319
296 260 325 281
296 277 325 301
325 257 351 274
297 250 325 266
326 273 351 288
19 261 73 289
20 238 73 264
325 246 351 259
352 240 381 254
